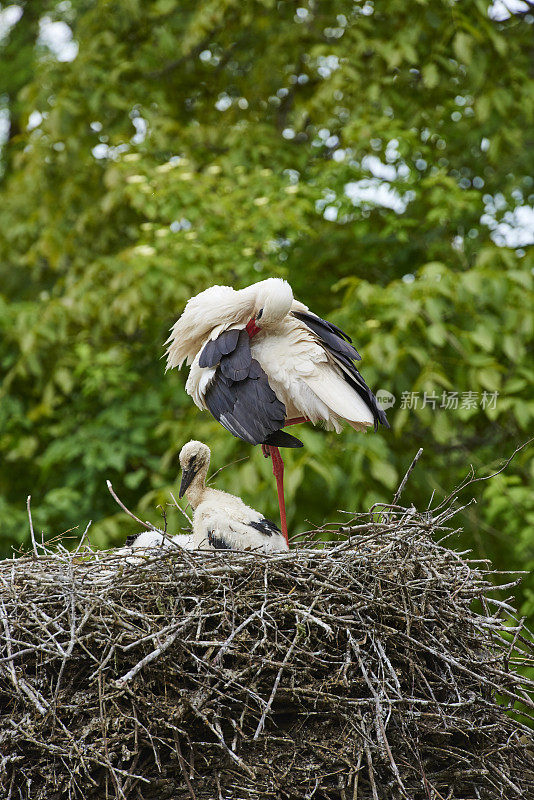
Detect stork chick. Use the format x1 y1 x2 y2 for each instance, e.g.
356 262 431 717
179 440 289 553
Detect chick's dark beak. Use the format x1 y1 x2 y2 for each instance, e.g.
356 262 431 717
179 459 198 498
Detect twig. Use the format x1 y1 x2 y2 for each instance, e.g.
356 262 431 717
190 706 256 779
27 495 39 557
169 491 193 525
253 630 298 740
74 520 92 554
115 612 198 687
392 448 424 506
0 600 18 688
173 732 197 800
462 437 533 486
207 456 248 484
364 739 379 800
106 480 159 532
434 438 534 511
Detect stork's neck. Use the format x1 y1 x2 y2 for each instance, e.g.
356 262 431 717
184 465 209 509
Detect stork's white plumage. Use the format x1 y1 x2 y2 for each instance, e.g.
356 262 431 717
124 530 194 551
165 278 389 541
178 440 289 553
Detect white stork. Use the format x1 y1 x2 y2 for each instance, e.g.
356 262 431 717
165 278 389 542
178 440 288 553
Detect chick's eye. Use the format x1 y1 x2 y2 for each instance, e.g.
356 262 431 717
257 308 263 320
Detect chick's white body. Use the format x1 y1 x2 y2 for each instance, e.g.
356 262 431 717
192 487 288 553
180 441 288 553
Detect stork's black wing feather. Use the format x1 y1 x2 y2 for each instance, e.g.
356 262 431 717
341 361 390 430
248 517 280 537
292 311 361 361
219 330 252 381
201 330 303 447
199 328 241 368
292 310 389 431
207 530 232 550
263 429 303 448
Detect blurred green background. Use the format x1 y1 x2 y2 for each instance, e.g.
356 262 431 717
0 1 532 613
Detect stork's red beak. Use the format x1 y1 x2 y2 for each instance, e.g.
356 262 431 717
246 317 261 338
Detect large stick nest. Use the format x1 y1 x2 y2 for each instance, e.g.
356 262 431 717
1 503 533 800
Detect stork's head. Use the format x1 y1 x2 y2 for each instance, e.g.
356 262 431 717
179 440 211 498
251 278 293 330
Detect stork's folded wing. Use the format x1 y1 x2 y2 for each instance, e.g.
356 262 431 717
195 329 302 447
292 310 389 431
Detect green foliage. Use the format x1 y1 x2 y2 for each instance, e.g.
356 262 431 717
0 1 533 612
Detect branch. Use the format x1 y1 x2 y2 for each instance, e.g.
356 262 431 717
169 491 193 525
106 481 158 532
26 495 39 557
392 448 424 506
434 437 534 511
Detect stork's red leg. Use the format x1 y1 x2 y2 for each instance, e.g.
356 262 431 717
285 416 309 426
268 446 288 545
261 419 308 543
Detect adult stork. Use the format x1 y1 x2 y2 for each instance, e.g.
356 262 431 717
165 278 389 543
